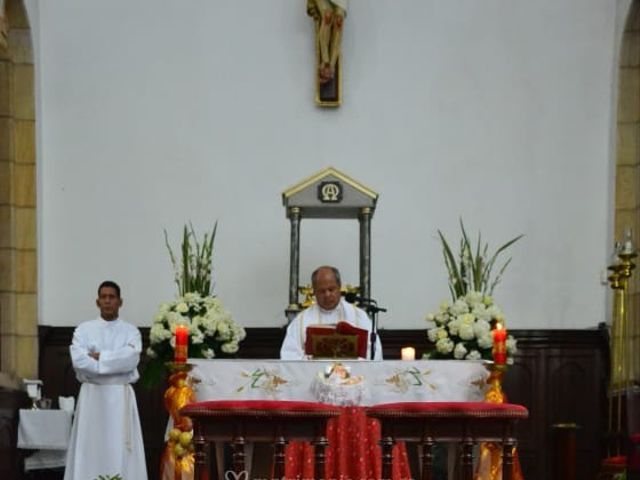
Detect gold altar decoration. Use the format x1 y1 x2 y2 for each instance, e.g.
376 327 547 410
159 363 196 480
606 229 637 456
474 363 525 480
298 283 360 309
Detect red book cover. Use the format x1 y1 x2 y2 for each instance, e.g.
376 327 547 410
304 322 368 358
304 325 337 356
335 321 368 359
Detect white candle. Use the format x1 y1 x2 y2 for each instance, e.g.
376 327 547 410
401 347 415 361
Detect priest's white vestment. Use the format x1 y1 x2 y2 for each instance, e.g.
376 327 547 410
280 298 383 360
64 317 148 480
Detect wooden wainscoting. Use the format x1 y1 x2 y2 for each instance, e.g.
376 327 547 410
38 325 608 480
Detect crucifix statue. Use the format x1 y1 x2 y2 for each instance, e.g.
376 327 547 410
307 0 347 107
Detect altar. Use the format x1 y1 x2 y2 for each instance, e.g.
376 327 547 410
190 359 489 404
188 359 489 480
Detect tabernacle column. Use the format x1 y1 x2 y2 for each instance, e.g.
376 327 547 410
286 207 301 323
359 207 372 300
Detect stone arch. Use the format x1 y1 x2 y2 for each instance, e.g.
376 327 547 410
0 0 37 380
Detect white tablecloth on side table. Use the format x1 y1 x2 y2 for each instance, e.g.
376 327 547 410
18 409 72 471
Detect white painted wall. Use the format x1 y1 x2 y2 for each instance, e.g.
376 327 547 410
28 0 621 331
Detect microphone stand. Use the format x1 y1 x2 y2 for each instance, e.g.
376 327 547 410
360 300 387 360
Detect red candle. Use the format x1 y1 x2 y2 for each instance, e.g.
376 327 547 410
492 323 507 365
174 325 189 363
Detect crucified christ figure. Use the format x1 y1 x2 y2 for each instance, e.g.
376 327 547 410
307 0 347 84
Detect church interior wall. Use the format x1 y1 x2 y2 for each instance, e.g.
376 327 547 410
25 1 621 331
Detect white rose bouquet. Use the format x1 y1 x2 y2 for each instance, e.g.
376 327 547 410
148 292 245 361
142 223 246 387
426 291 517 360
425 221 521 361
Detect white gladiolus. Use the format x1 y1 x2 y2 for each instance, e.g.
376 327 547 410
427 327 440 343
148 294 245 362
453 342 467 359
477 332 493 349
448 319 461 335
436 338 454 354
451 299 469 315
202 348 215 359
465 291 483 306
466 350 482 360
458 323 475 341
191 333 205 344
176 302 189 313
473 319 491 338
434 312 449 325
425 295 515 362
436 328 449 340
221 341 239 354
460 313 474 325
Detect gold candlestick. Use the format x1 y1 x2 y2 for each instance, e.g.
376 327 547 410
159 362 196 480
474 362 525 480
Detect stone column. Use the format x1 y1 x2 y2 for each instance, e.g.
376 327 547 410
0 0 38 380
286 207 301 323
358 207 372 300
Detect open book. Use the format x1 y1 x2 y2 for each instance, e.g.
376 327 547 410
305 321 368 359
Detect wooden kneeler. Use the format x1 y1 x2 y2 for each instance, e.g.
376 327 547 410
366 401 529 480
181 400 341 480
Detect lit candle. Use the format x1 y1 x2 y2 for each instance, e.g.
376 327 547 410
174 325 189 363
401 347 416 361
492 323 507 365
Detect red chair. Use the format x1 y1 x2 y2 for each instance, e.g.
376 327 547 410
181 399 342 480
366 401 529 480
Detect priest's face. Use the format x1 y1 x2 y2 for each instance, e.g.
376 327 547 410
96 286 122 321
313 268 341 311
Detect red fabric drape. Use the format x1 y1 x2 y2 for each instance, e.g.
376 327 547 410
285 406 412 480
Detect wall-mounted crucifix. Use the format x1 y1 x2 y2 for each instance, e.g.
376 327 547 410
307 0 347 107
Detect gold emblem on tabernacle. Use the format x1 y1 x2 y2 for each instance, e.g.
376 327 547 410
319 181 342 203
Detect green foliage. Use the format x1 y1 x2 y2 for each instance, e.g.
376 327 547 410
93 475 123 480
165 222 217 297
438 219 523 300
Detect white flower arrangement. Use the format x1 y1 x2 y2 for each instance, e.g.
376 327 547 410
425 221 521 361
142 223 246 386
426 291 517 361
146 292 246 361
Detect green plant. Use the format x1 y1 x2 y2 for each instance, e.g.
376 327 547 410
165 222 217 296
438 220 523 300
141 222 245 388
93 475 123 480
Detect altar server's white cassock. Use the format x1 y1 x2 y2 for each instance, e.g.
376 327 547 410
64 318 148 480
280 298 383 360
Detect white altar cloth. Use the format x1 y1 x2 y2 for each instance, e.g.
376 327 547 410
18 409 72 471
190 359 489 405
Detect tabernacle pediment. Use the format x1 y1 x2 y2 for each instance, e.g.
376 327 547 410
282 167 378 219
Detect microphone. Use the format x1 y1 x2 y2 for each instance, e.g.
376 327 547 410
343 292 377 305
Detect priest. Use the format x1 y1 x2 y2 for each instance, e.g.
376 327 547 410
64 281 148 480
280 265 383 360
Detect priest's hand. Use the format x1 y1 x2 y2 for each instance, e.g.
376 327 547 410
88 351 100 360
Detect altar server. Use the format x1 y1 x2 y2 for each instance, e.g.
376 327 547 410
280 265 383 360
64 281 148 480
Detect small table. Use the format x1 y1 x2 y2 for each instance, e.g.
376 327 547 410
18 409 73 472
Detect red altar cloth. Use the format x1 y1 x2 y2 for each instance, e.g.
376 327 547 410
285 406 412 480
